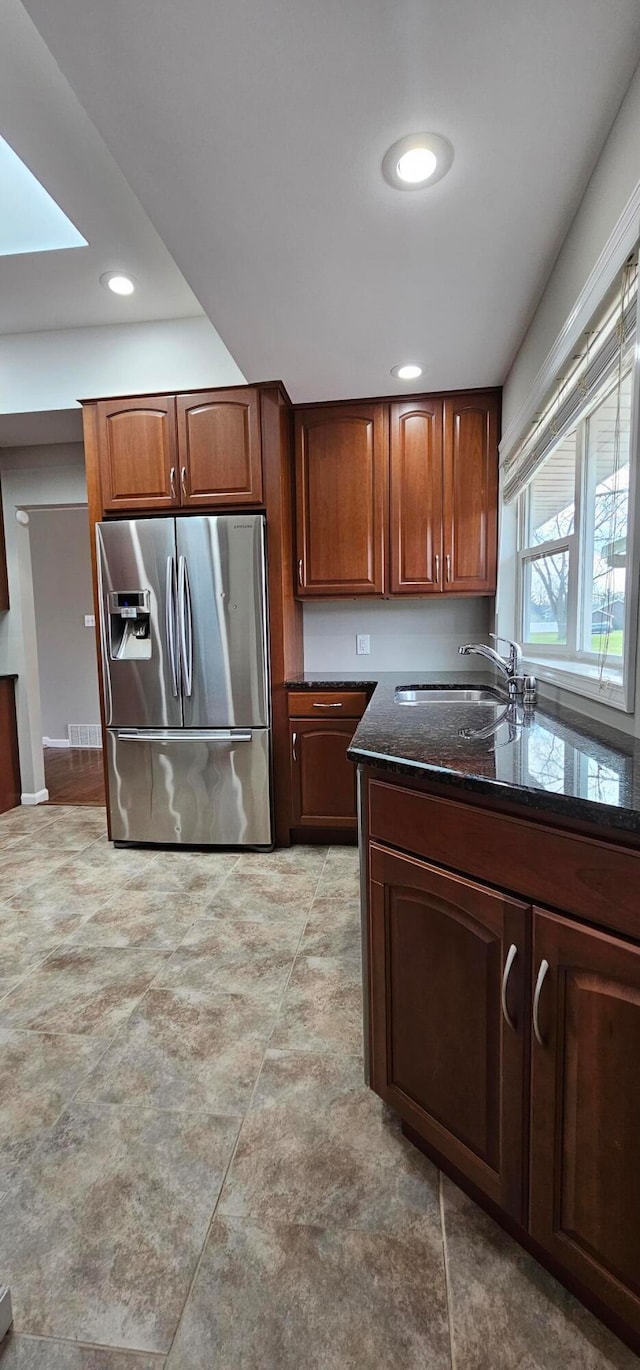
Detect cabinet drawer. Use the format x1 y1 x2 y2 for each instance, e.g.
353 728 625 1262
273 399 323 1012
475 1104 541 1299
368 778 640 939
288 690 368 719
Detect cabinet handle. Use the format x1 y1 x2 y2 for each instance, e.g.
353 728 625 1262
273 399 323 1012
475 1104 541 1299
298 558 304 588
170 466 176 500
434 553 440 584
501 943 518 1032
533 958 550 1046
292 730 297 762
313 701 342 708
181 466 188 498
446 553 451 582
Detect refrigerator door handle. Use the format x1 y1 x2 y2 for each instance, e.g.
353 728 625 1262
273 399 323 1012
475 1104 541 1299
165 556 179 697
177 555 194 697
117 730 253 743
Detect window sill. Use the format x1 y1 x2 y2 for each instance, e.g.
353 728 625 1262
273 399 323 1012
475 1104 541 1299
522 654 628 712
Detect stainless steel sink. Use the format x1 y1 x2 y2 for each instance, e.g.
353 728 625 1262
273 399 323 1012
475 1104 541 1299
394 687 504 705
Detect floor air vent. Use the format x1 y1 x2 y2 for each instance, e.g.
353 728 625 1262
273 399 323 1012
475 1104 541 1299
68 724 103 749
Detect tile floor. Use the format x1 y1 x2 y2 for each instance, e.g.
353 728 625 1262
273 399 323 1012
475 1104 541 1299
0 804 637 1368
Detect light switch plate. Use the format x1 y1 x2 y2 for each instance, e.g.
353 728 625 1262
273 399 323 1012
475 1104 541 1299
356 634 370 655
84 614 96 628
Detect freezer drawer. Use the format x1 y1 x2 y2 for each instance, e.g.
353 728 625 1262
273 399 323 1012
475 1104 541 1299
107 728 272 846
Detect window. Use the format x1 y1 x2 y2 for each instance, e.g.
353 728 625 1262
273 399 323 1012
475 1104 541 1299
517 359 635 700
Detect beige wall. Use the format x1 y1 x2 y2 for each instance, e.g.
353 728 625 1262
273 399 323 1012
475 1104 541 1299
0 443 88 797
29 506 100 742
303 598 492 673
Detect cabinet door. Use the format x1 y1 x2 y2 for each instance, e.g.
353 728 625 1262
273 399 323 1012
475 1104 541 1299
369 843 528 1219
97 396 178 511
295 404 386 595
443 392 498 593
0 481 9 611
529 908 640 1334
390 399 443 593
290 720 357 828
176 390 262 506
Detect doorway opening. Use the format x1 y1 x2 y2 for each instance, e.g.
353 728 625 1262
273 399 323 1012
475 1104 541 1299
29 505 105 806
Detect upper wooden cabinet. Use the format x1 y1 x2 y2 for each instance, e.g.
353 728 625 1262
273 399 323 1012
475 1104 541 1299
294 404 387 596
390 399 443 594
92 387 263 514
294 390 498 599
176 389 262 506
443 392 498 593
529 907 640 1334
97 396 178 511
0 479 9 611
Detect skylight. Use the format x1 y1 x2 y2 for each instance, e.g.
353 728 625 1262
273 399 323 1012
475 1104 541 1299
0 135 87 256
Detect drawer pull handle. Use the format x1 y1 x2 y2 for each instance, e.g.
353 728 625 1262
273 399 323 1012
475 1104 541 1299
501 943 518 1032
181 465 188 498
533 958 550 1046
170 466 176 500
313 702 343 708
434 553 440 584
298 559 304 587
446 552 451 582
292 730 297 762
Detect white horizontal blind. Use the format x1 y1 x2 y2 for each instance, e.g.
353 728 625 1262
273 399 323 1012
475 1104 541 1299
502 255 638 504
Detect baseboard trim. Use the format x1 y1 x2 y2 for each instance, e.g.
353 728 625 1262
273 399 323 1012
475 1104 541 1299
21 789 49 806
42 737 70 749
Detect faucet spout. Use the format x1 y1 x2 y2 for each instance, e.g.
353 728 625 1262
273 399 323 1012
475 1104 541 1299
458 636 535 704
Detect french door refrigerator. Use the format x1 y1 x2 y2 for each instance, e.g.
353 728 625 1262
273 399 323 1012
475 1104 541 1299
96 514 271 846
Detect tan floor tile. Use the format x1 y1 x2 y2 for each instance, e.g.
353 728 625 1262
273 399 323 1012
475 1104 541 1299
0 1029 108 1189
203 869 317 922
161 919 300 1004
0 1334 164 1367
167 1216 450 1370
219 1049 440 1240
68 890 209 950
300 895 361 960
271 953 363 1053
233 846 328 876
0 947 168 1035
441 1175 637 1368
78 986 273 1115
0 1102 239 1352
126 851 239 894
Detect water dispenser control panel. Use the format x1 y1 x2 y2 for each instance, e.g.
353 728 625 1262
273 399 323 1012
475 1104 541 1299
107 590 152 659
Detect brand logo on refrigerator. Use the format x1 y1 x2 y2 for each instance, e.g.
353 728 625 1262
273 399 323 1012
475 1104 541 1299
233 524 253 530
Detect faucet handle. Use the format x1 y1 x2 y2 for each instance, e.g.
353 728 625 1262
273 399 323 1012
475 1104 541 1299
490 634 522 670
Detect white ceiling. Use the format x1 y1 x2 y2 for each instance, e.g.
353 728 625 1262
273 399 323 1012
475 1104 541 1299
0 0 206 333
13 1 640 401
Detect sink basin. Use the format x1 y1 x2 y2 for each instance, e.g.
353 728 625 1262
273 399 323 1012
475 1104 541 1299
394 687 504 705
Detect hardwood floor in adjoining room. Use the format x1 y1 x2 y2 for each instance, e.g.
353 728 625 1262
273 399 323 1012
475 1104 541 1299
44 748 105 807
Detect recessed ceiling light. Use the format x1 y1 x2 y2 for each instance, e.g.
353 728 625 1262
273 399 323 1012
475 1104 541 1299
100 272 135 296
391 364 423 381
382 133 453 191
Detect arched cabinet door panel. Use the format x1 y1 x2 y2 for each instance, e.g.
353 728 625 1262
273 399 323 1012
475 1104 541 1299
97 396 178 510
289 720 357 829
443 392 498 594
295 404 386 596
176 390 262 506
390 399 443 594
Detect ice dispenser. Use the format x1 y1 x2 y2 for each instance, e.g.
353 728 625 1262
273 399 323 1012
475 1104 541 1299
107 590 152 660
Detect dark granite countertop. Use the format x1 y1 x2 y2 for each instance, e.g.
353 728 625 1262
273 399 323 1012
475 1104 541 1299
286 670 640 836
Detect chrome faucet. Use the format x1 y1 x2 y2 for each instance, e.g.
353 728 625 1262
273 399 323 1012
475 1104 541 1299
458 635 536 704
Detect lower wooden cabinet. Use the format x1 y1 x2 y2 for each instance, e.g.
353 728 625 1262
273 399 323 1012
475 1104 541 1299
290 719 357 830
529 908 640 1333
369 842 528 1219
365 797 640 1349
0 678 20 813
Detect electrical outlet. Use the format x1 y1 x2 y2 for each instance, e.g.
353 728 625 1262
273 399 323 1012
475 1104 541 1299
356 634 370 655
84 614 96 628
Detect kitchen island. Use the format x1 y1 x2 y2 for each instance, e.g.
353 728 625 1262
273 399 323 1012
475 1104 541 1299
341 673 640 1355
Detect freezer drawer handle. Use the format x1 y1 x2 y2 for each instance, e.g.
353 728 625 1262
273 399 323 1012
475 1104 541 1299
117 731 253 743
178 555 194 697
165 556 179 697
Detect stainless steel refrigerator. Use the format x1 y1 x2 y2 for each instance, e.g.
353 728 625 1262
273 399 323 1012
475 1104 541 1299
96 514 271 846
